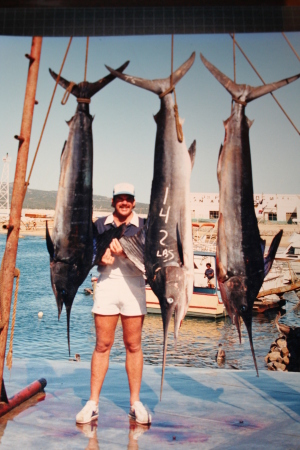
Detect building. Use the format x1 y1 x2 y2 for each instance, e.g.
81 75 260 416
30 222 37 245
190 193 300 224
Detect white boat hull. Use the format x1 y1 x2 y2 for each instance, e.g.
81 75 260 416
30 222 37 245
146 286 227 318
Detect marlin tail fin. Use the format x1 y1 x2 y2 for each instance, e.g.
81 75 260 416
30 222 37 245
49 60 129 100
105 52 195 96
200 53 300 104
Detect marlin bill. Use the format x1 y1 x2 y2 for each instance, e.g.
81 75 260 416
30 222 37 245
106 52 196 397
201 53 300 375
46 62 128 354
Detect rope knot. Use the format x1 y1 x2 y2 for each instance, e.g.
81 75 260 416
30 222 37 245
159 85 175 99
77 98 91 104
233 97 247 106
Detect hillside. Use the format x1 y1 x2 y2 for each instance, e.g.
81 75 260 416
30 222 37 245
8 184 149 214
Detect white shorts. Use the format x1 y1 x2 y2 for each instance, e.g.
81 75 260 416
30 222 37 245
92 275 147 316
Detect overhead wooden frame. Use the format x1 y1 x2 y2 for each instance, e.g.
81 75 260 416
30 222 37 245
0 2 299 36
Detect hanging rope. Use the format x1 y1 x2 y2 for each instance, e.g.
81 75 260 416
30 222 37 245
159 35 183 143
282 32 300 63
62 37 90 104
229 34 300 136
173 89 183 143
84 37 89 82
231 33 236 113
24 37 73 197
6 268 20 371
0 258 5 331
171 35 183 143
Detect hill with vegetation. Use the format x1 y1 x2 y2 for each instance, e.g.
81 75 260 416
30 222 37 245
9 184 149 214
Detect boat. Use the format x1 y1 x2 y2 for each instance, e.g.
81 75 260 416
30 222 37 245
192 222 300 310
275 232 300 275
146 245 300 316
86 238 299 317
192 222 217 253
146 250 227 318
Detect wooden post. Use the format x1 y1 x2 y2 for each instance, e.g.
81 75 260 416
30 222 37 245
0 37 42 397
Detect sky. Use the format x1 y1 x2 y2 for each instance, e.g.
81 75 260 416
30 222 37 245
0 32 299 204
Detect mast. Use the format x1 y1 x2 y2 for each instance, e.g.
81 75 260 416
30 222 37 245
0 37 42 395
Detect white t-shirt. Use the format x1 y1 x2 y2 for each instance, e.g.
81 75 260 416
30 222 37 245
97 211 143 279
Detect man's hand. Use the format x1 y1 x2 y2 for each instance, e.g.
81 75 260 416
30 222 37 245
110 238 125 256
100 248 115 265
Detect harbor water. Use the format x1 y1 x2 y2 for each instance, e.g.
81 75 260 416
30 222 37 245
1 234 299 371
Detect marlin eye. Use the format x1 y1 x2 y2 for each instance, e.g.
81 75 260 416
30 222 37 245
167 298 174 305
240 305 247 312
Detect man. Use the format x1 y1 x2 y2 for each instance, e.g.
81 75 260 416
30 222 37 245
204 262 215 288
76 183 151 425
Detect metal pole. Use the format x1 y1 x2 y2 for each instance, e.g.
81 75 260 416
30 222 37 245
0 37 42 395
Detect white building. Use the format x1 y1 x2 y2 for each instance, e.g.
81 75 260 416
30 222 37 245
190 193 300 223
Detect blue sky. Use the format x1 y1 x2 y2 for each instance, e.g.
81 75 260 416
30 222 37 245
0 33 299 204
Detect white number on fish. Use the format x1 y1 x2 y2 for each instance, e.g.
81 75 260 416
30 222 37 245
156 187 174 262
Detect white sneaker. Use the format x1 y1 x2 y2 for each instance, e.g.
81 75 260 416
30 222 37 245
128 401 152 425
76 400 99 424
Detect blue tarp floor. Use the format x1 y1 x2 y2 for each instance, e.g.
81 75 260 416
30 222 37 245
0 358 299 449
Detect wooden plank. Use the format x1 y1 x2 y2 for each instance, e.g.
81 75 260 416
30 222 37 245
257 281 300 298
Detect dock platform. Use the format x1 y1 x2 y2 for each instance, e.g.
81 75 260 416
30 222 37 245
1 358 299 448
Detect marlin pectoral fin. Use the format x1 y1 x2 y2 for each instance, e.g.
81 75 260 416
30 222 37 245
120 226 146 274
263 229 283 277
176 223 184 266
216 213 227 279
260 237 266 257
46 221 54 259
60 140 67 159
188 140 196 169
92 224 126 267
217 144 223 184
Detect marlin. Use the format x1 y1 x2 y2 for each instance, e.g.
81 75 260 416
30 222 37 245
46 62 128 354
200 53 300 374
106 53 196 397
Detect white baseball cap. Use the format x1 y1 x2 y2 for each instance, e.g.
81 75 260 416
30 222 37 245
113 182 135 197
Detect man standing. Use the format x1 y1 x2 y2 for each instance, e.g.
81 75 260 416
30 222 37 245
204 262 215 288
76 183 151 425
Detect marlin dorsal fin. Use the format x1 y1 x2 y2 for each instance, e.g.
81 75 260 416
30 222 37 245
46 221 54 260
188 140 196 169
